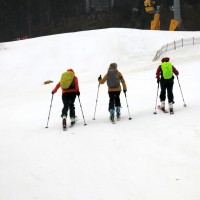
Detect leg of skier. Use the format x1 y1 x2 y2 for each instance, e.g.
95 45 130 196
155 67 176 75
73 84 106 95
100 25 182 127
108 92 115 121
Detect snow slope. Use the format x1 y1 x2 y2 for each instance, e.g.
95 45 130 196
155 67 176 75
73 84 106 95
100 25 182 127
0 28 200 200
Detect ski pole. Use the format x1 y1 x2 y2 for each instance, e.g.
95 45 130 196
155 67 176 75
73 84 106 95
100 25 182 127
77 96 87 126
177 76 187 107
153 81 160 114
124 92 132 120
45 94 54 128
93 83 100 120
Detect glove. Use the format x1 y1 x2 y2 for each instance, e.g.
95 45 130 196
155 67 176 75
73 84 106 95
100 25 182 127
76 91 80 96
157 78 160 84
98 75 102 81
52 90 55 94
123 90 127 93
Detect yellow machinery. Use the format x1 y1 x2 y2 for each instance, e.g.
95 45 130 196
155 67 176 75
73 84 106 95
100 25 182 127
151 13 160 30
144 0 179 31
144 0 160 30
144 0 156 14
169 19 179 31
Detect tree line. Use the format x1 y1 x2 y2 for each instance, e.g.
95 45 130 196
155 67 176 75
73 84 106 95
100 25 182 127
0 0 200 42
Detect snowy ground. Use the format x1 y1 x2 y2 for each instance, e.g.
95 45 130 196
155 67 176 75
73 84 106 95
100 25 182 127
0 28 200 200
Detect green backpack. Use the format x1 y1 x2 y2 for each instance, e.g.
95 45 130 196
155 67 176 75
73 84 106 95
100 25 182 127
161 62 173 79
60 71 74 89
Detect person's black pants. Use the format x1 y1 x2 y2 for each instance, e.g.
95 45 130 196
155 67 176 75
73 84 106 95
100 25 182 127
160 79 174 103
62 93 76 117
108 91 121 110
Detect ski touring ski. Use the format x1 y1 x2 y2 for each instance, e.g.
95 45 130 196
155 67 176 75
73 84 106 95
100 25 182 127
169 109 174 115
69 117 78 128
157 105 175 115
62 116 78 131
109 115 121 124
157 105 168 113
62 118 67 131
69 121 76 128
110 116 116 124
116 113 120 121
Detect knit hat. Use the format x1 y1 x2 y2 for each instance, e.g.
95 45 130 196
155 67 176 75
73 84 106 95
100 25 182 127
67 69 74 73
165 57 170 62
161 57 170 62
109 63 117 70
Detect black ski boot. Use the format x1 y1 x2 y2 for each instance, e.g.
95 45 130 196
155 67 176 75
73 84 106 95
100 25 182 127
170 108 174 115
169 102 174 115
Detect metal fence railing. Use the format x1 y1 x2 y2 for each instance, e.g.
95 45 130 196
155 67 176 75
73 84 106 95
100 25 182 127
153 36 200 61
